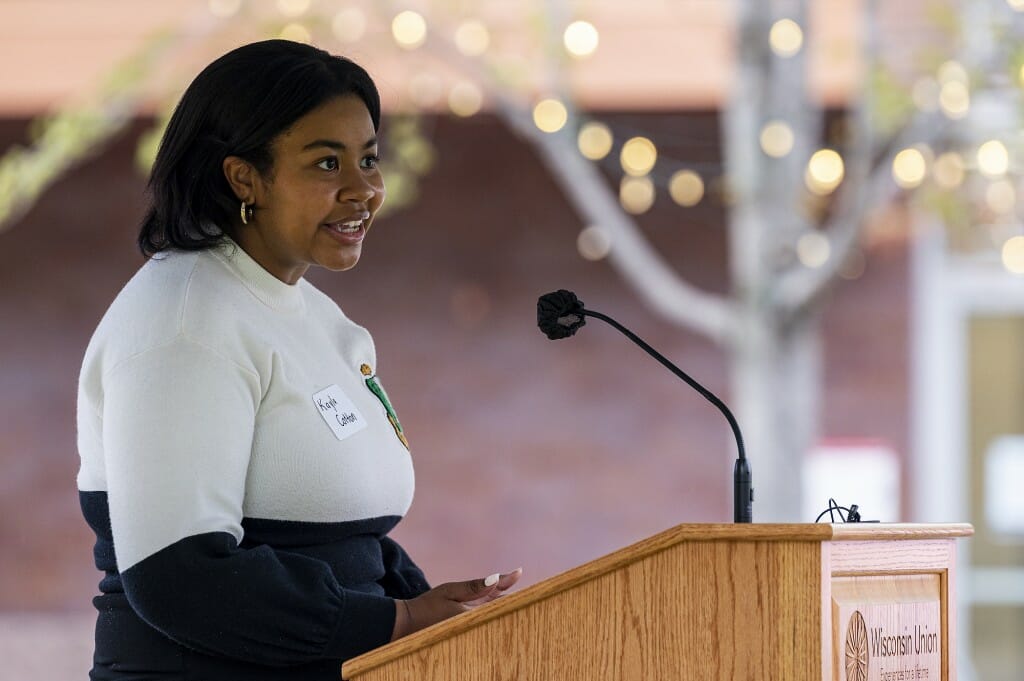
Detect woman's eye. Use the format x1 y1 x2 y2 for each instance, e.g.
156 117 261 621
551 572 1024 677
361 154 380 169
316 157 338 171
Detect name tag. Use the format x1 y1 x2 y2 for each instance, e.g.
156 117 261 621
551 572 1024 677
312 384 368 441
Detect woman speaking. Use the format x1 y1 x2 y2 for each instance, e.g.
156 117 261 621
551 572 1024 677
75 39 520 680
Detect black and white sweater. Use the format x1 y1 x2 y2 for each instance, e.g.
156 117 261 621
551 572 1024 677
76 237 429 680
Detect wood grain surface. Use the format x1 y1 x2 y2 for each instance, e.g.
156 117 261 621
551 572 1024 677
342 524 971 681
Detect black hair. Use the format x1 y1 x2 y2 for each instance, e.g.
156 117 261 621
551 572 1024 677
138 39 380 256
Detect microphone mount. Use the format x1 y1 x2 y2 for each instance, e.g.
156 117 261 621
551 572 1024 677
537 290 753 523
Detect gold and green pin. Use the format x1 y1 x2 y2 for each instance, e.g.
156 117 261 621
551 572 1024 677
360 363 409 450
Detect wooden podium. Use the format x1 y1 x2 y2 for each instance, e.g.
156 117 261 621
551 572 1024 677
342 524 972 681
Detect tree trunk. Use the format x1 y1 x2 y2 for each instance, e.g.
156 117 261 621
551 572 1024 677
730 312 822 521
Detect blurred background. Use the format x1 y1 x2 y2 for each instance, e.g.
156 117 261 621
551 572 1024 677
1 0 1022 678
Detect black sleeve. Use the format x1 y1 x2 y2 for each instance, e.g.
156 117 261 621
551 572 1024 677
377 535 431 599
122 532 396 666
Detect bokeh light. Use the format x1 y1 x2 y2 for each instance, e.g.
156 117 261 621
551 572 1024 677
1002 235 1024 274
1008 0 1024 11
986 179 1016 214
805 149 844 195
277 0 310 17
332 7 367 43
933 152 965 189
797 232 831 268
937 60 968 85
454 20 490 56
208 0 242 18
563 20 599 57
911 78 939 112
409 72 444 108
669 170 704 207
977 140 1009 177
619 176 655 214
533 98 568 133
892 148 927 189
577 225 612 260
760 120 795 158
769 19 803 57
392 10 427 49
839 249 866 280
279 23 311 43
448 81 483 117
939 81 970 119
577 121 613 160
620 137 657 177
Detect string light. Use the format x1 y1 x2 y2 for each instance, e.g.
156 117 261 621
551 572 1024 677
277 0 310 17
892 148 927 189
805 149 844 195
797 232 831 268
977 140 1009 177
986 179 1016 214
620 137 657 177
669 170 704 206
577 225 612 260
448 81 482 117
454 20 489 57
392 10 427 50
619 176 655 214
409 72 443 108
1003 236 1024 273
279 23 311 43
760 120 794 158
533 99 568 133
911 78 939 112
577 121 613 160
332 7 367 43
933 152 965 189
769 19 803 57
563 20 599 58
208 0 241 18
939 81 970 119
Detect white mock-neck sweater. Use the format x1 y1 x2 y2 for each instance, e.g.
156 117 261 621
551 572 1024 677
76 237 429 680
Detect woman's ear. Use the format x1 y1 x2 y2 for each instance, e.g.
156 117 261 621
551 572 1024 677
223 156 257 203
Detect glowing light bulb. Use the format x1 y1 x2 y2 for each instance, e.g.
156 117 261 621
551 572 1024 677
533 98 568 133
620 137 657 177
454 20 490 56
669 170 704 207
563 20 599 58
770 19 803 57
797 232 831 268
279 23 311 43
1003 235 1024 274
277 0 310 17
986 179 1016 214
977 140 1009 177
619 176 655 214
760 120 794 158
392 10 427 50
939 81 970 119
892 148 927 189
208 0 241 18
577 121 613 160
805 149 844 195
448 81 482 117
332 7 367 43
933 152 965 189
577 225 612 260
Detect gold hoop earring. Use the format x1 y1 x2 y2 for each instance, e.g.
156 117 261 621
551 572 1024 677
240 200 254 225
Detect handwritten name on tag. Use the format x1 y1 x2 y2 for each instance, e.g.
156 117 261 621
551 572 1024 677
312 384 368 442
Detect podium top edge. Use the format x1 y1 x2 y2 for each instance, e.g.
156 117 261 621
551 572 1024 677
341 523 972 678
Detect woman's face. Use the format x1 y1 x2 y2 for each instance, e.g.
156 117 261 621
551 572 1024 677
235 94 385 284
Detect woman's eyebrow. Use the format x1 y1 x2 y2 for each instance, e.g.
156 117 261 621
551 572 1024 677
301 137 378 152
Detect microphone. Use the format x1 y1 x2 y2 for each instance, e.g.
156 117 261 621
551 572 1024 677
537 289 753 523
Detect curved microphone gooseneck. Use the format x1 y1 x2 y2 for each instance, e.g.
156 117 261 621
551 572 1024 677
537 290 753 523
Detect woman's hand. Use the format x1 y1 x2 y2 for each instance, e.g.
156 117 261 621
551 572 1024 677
391 568 522 640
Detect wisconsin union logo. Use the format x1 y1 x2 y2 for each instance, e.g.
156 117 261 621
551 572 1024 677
845 611 869 681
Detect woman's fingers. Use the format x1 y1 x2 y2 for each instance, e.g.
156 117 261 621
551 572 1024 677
495 567 523 591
